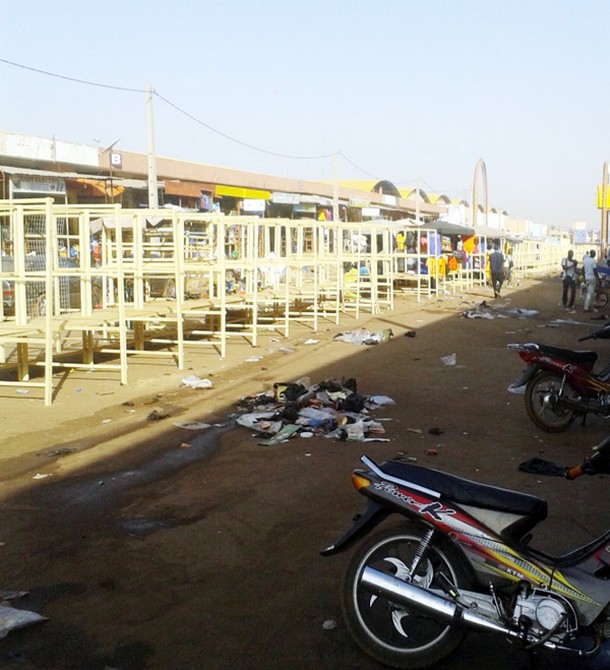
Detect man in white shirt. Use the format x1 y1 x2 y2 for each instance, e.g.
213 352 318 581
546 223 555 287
582 249 599 312
561 249 578 308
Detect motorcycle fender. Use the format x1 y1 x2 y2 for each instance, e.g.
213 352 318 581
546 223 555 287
320 500 389 556
508 364 538 392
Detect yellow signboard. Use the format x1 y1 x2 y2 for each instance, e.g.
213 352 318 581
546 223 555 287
596 185 610 208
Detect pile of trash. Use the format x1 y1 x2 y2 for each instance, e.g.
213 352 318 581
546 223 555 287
235 377 395 446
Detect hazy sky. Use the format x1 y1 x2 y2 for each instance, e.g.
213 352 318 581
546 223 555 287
1 0 609 229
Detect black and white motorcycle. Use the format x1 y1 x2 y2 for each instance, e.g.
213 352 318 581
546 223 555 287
322 438 610 669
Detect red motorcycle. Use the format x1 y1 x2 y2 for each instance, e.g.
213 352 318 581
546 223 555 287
322 439 610 669
507 323 610 432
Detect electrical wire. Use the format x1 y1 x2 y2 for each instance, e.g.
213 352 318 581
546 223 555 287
0 56 396 180
338 152 382 180
0 57 146 93
153 90 334 160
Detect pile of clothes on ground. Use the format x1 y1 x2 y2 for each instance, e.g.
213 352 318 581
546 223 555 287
235 377 395 446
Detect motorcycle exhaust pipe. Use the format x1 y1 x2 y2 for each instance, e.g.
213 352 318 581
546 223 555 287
361 567 517 637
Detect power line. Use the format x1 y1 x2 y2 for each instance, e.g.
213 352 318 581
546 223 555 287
0 57 145 93
0 57 336 161
338 152 382 180
0 56 391 177
152 90 334 160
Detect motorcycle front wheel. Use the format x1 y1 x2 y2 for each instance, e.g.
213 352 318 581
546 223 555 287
341 522 472 669
524 371 577 432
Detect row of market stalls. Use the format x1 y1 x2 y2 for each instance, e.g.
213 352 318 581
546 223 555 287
0 198 566 404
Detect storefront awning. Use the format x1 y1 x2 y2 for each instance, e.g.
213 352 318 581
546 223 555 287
215 185 270 200
164 180 216 197
66 178 124 198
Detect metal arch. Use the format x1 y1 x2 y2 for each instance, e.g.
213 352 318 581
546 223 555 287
472 159 488 230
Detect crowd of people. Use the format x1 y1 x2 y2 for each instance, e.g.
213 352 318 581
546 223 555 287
560 248 610 312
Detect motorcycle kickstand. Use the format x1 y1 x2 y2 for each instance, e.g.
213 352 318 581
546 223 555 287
525 649 542 669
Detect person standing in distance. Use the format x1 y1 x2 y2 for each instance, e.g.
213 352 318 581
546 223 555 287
582 249 599 312
489 244 505 298
561 249 578 309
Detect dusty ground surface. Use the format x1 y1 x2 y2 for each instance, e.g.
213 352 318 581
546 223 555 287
1 276 610 670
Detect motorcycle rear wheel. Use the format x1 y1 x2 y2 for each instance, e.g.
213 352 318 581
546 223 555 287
525 371 577 432
341 521 472 669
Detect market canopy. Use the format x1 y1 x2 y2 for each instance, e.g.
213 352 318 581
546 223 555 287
90 214 165 235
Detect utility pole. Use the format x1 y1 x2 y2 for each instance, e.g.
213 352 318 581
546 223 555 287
332 150 339 223
602 161 608 258
146 84 159 208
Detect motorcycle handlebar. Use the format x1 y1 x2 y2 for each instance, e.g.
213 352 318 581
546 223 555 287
566 436 610 479
565 464 583 480
578 324 610 342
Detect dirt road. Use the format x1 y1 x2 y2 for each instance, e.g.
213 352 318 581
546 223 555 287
1 277 609 669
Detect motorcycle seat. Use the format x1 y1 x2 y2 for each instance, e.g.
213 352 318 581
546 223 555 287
535 344 597 365
380 460 548 524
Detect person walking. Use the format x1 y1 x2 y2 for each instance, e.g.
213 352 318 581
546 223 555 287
489 244 505 298
561 249 578 309
582 249 599 312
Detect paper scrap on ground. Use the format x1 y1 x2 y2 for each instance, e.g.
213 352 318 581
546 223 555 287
333 328 393 345
0 604 47 640
181 375 213 389
173 422 212 430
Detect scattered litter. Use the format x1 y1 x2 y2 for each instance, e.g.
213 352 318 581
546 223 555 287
333 328 394 345
245 356 263 363
300 431 314 438
406 428 423 434
277 346 294 354
147 409 170 421
40 447 76 457
101 418 112 424
367 395 395 407
181 375 213 390
258 424 301 446
404 330 416 338
0 592 26 600
461 301 494 319
441 353 456 367
323 619 338 631
428 427 444 435
505 308 538 318
426 449 439 456
0 603 47 640
15 389 29 395
173 421 211 431
180 442 191 448
304 339 319 345
32 473 50 479
518 457 566 477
